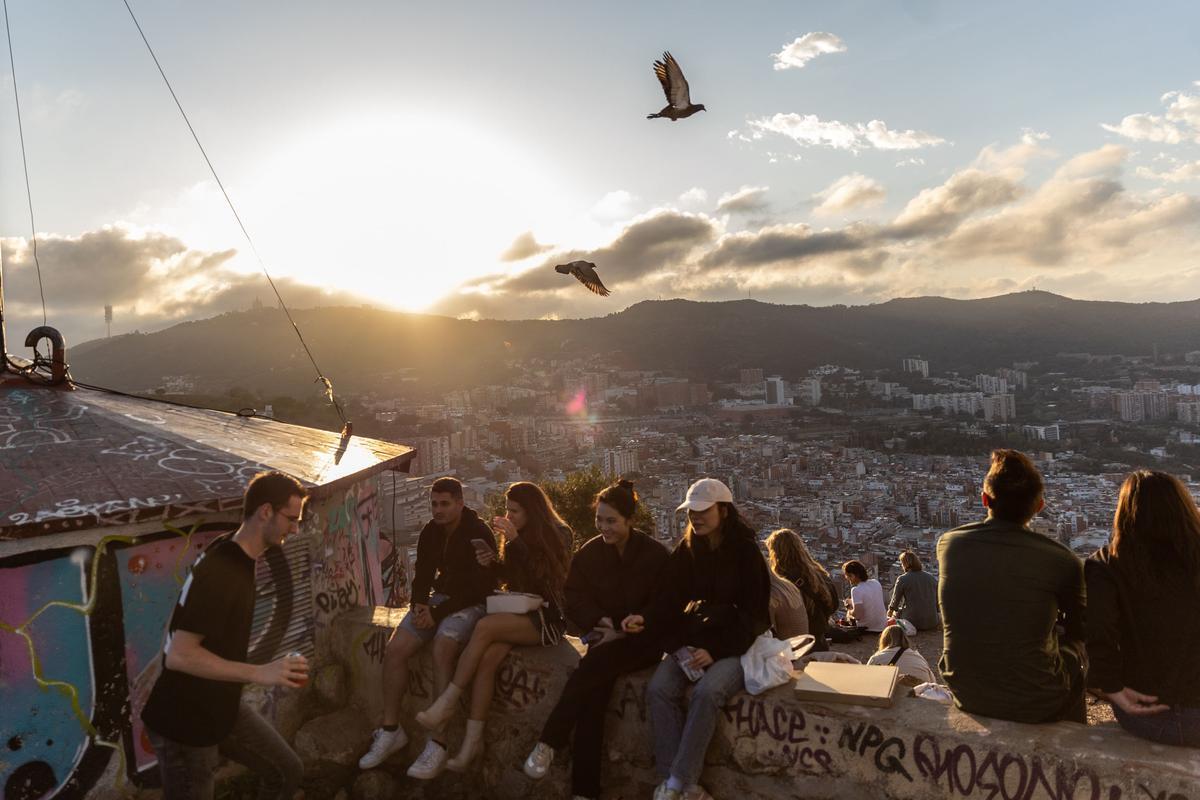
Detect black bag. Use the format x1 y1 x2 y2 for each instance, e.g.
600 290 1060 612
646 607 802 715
827 623 865 643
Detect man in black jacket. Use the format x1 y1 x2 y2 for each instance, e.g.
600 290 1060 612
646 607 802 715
359 477 497 779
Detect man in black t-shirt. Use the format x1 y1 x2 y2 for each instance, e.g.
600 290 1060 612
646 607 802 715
142 471 310 800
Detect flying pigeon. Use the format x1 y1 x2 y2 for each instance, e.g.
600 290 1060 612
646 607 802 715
555 261 611 296
647 52 706 121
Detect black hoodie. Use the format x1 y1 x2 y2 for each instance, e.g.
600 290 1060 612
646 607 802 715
410 507 498 622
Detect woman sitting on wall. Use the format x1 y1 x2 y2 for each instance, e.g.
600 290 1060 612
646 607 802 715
415 481 572 768
766 528 836 650
887 550 940 631
1086 470 1200 747
521 480 670 800
842 559 888 633
645 478 771 800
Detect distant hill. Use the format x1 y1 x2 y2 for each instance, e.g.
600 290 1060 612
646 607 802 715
65 292 1200 394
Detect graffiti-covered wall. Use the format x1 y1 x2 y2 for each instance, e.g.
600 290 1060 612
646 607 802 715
0 471 407 800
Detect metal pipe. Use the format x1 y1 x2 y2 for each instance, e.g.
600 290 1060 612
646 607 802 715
24 325 67 384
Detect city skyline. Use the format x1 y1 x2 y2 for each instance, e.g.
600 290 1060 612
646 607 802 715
1 1 1198 343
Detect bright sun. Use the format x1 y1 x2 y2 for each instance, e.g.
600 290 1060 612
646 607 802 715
238 115 561 312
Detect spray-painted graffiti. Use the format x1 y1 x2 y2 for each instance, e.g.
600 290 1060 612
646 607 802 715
312 478 401 625
8 494 184 528
723 695 835 776
494 662 550 712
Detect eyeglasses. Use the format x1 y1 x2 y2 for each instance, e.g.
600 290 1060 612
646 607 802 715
276 510 304 524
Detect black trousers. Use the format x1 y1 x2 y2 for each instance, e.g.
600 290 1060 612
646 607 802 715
540 635 662 798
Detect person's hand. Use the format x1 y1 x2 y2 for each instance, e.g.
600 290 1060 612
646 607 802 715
621 614 645 634
492 516 519 541
688 648 714 670
590 625 624 647
474 544 496 566
597 617 614 629
413 603 434 630
258 653 309 688
1102 687 1170 716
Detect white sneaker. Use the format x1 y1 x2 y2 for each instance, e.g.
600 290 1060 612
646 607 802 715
522 741 554 779
406 739 448 780
358 727 408 770
653 783 682 800
684 785 714 800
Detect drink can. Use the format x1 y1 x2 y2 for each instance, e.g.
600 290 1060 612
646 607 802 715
288 651 309 687
673 647 704 682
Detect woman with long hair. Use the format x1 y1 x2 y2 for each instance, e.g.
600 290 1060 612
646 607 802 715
415 481 572 768
766 528 837 650
521 480 670 800
646 478 770 800
1086 470 1200 747
767 569 807 639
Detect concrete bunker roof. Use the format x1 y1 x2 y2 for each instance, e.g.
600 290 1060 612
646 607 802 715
0 376 413 541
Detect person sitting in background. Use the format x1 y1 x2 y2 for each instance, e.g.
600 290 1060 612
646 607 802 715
768 565 808 640
842 560 888 633
766 528 837 651
1086 470 1200 747
938 449 1087 724
521 479 670 800
867 625 937 685
887 550 940 631
414 481 572 771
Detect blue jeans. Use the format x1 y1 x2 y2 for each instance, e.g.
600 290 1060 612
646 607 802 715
1114 704 1200 748
647 655 745 786
147 702 303 800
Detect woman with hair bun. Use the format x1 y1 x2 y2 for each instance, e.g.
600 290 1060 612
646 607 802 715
521 479 670 800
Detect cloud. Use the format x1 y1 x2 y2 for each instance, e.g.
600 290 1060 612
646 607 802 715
889 170 1023 238
716 186 770 214
1137 159 1200 183
678 187 709 206
0 226 368 342
591 190 640 221
772 33 847 70
813 174 886 216
500 231 552 261
971 130 1053 173
1102 85 1200 144
743 113 946 152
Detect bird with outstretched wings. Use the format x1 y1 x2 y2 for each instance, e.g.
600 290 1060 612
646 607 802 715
555 260 611 296
647 51 706 121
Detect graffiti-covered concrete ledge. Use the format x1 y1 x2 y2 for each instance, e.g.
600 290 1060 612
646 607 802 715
319 609 1200 800
0 375 413 800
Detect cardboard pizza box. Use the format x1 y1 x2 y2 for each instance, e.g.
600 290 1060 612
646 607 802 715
792 661 899 708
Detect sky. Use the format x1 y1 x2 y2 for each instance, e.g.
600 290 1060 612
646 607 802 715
1 0 1199 343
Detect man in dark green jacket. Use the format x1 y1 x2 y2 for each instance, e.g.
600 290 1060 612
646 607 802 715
938 449 1087 723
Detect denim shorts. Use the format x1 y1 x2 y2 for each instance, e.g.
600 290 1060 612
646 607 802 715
398 592 485 644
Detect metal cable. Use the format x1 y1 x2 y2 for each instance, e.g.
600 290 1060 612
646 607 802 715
2 0 48 325
119 0 347 427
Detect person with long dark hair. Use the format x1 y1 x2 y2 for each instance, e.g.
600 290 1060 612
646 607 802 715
1087 470 1200 747
646 478 771 800
521 480 669 800
766 528 837 651
414 481 572 769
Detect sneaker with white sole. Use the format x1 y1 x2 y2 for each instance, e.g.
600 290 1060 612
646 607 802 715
652 783 682 800
406 739 449 780
522 741 554 779
358 727 408 770
683 785 714 800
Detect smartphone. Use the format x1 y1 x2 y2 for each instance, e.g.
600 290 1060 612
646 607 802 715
673 647 705 682
581 630 604 646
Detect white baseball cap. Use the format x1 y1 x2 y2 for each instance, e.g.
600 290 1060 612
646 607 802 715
676 478 734 512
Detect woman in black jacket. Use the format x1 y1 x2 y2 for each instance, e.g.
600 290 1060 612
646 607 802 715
1086 470 1200 747
521 480 669 800
416 481 572 768
646 478 771 800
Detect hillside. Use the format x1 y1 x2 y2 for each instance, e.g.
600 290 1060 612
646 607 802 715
65 291 1200 394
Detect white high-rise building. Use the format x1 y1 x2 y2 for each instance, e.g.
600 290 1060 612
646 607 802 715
795 377 822 406
601 447 639 476
902 358 930 378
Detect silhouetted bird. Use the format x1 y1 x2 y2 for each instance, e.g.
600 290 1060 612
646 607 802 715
647 52 706 121
555 261 611 296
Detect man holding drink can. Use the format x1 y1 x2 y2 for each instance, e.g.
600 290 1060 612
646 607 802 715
142 471 309 800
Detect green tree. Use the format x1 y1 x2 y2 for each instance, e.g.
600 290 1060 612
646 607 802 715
485 465 656 552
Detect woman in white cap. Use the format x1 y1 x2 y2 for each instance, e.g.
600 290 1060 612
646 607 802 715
643 478 771 800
